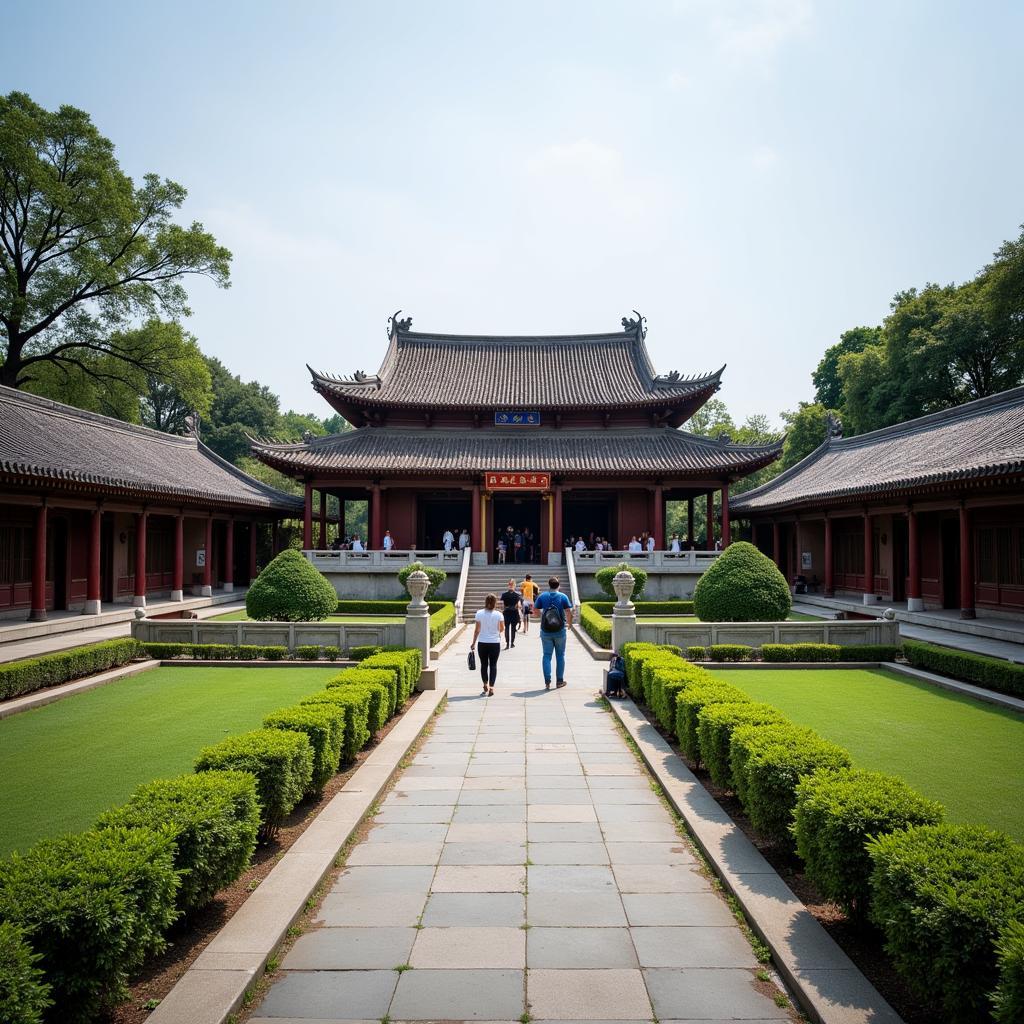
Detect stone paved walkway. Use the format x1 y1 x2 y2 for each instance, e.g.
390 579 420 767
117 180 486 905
252 629 788 1023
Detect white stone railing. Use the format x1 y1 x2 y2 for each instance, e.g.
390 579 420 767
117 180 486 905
454 546 472 622
564 548 582 619
635 618 900 648
303 549 464 571
571 549 723 570
132 617 406 651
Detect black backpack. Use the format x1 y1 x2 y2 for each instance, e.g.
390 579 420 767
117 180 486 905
540 593 566 633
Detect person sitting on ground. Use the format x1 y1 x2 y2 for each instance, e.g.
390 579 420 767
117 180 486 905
606 650 626 698
500 578 522 649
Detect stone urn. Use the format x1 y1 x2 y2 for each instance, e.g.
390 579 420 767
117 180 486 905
612 570 636 608
406 569 430 608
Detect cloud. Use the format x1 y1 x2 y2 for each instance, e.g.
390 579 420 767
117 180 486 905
666 69 690 92
751 144 781 170
712 0 813 63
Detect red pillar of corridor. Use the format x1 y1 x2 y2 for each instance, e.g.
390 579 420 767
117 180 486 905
862 512 874 605
202 517 213 596
249 522 259 582
824 516 834 596
553 486 563 559
172 513 184 601
653 485 664 549
907 509 922 611
960 505 975 619
370 485 382 550
133 511 148 607
720 485 730 547
224 519 235 593
687 499 695 548
318 490 327 549
29 502 48 621
86 506 102 614
471 485 481 553
705 491 715 549
303 482 313 550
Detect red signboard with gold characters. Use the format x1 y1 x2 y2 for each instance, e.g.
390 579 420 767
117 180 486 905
485 472 550 491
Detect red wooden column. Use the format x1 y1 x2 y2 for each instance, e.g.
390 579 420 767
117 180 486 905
907 509 922 611
824 515 834 596
471 484 481 553
862 512 874 604
202 517 213 596
172 514 184 601
29 502 48 622
772 521 782 570
134 511 148 607
553 485 563 560
85 506 102 614
705 491 715 549
720 484 730 547
272 520 281 556
249 522 259 582
370 485 382 550
687 498 695 548
318 490 327 549
959 505 975 619
224 519 235 593
303 482 313 550
653 485 664 550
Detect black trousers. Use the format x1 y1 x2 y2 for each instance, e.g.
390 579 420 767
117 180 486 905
504 613 519 647
478 642 500 686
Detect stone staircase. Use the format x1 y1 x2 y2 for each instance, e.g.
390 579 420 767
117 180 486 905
460 564 549 622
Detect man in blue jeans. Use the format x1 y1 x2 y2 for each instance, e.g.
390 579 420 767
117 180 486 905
534 576 574 689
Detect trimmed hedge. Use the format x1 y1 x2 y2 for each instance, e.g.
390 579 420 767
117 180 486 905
335 680 389 735
142 642 289 661
640 651 689 707
580 603 612 648
675 679 751 764
587 600 695 616
301 688 371 763
729 722 852 847
264 705 346 794
792 768 944 917
762 643 841 663
620 642 665 692
329 667 398 718
595 561 648 600
686 645 707 661
247 549 338 621
349 644 386 661
398 560 447 600
696 701 787 790
904 638 1024 698
96 772 260 913
0 827 178 1024
336 599 446 614
707 644 755 662
648 665 703 734
994 918 1024 1024
867 823 1024 1020
0 922 51 1024
430 602 457 646
359 649 422 705
0 638 140 701
693 541 792 622
195 729 313 836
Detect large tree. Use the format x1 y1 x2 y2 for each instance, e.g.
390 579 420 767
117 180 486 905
812 326 880 409
201 356 281 463
780 402 835 468
0 91 230 389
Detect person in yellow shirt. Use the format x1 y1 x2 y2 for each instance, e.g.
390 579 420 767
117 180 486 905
519 574 539 634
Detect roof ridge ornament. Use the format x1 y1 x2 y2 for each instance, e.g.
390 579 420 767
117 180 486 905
825 411 844 439
388 309 413 338
621 309 647 338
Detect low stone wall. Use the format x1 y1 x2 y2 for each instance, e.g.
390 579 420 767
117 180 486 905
132 618 406 651
635 618 900 648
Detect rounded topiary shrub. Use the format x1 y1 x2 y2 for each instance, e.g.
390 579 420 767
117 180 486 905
693 541 791 622
246 549 338 621
595 562 648 600
398 561 447 600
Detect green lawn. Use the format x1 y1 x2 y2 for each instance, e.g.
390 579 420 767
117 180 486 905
0 666 338 856
713 667 1024 840
208 611 405 623
635 612 823 624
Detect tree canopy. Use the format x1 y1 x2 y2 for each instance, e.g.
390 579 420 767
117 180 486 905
0 91 231 390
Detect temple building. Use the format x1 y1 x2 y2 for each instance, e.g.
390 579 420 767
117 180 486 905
733 387 1024 619
0 387 302 620
251 313 782 561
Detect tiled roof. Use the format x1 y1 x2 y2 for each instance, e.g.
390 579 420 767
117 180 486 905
251 427 781 479
732 386 1024 514
311 321 724 411
0 386 303 513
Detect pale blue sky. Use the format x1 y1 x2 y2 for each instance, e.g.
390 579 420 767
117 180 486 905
3 1 1022 425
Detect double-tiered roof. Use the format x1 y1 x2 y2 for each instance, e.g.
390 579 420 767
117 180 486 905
254 315 781 482
732 386 1024 514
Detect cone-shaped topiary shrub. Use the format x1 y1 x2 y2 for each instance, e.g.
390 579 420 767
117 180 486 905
246 549 338 621
693 541 791 622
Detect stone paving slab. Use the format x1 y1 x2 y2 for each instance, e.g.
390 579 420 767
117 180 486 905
248 633 809 1024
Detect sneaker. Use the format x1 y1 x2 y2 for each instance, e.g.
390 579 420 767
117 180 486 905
555 680 567 688
544 682 551 690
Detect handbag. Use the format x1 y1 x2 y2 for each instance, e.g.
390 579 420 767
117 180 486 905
467 647 476 671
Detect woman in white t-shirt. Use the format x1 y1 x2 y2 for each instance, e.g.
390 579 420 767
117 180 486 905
471 593 504 696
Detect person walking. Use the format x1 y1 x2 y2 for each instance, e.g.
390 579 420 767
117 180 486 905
471 593 503 696
382 529 395 551
535 576 573 690
500 578 522 648
520 573 538 634
442 528 454 552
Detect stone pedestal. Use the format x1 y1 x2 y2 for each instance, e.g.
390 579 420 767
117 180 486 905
170 589 184 603
417 667 438 691
200 585 213 597
82 599 101 615
610 570 637 653
907 598 924 612
223 582 234 594
405 569 431 673
132 595 147 608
